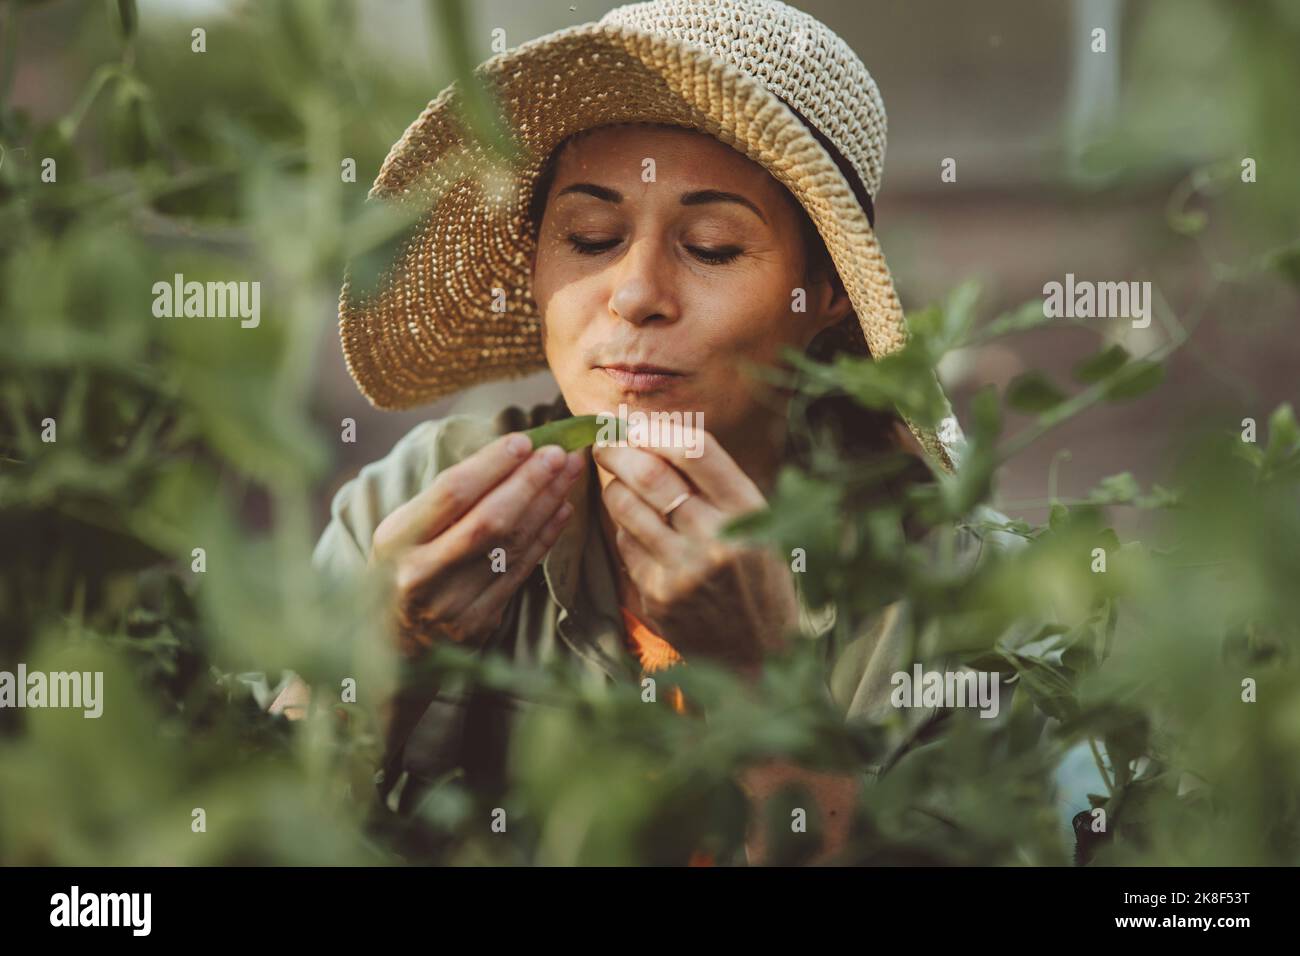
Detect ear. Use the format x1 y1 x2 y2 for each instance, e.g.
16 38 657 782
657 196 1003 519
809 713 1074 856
806 265 855 336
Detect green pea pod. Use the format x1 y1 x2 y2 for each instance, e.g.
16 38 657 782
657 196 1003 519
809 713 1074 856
523 415 620 452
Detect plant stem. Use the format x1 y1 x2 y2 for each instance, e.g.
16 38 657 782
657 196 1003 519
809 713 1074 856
1089 737 1114 794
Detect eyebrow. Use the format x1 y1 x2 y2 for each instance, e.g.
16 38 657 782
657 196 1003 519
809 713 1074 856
554 183 768 225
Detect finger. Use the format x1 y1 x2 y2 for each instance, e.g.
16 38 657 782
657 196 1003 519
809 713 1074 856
612 525 655 582
377 432 535 553
267 676 311 721
602 477 685 562
591 444 723 538
401 448 581 593
626 426 765 514
459 499 575 629
438 444 573 558
485 449 584 559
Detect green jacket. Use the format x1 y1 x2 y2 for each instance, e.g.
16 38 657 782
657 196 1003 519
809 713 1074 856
309 398 1029 815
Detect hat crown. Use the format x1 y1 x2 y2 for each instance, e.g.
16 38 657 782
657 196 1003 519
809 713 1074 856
598 0 888 198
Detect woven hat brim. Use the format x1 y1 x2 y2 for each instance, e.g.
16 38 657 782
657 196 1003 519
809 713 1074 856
338 21 963 474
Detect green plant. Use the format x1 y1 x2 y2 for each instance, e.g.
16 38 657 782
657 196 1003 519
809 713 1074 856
1 0 1297 867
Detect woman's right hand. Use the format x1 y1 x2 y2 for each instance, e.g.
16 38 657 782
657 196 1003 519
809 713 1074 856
369 432 585 654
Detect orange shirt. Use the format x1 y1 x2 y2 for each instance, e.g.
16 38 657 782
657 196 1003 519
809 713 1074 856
619 608 714 865
619 607 687 714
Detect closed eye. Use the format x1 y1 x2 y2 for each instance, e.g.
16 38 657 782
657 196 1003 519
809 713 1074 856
686 244 741 265
567 235 620 255
567 234 742 265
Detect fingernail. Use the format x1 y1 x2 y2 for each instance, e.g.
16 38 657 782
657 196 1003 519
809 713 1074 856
506 434 531 458
556 502 574 522
538 445 565 471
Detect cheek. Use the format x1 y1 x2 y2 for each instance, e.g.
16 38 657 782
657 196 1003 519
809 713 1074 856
533 256 600 402
536 277 590 356
697 263 808 364
533 248 572 346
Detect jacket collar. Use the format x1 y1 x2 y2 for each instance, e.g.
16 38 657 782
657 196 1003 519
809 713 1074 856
536 396 837 681
537 396 640 682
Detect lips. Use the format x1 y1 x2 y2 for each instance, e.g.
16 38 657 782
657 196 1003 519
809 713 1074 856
596 364 686 393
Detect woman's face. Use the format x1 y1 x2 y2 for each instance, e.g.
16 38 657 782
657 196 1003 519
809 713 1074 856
530 124 851 457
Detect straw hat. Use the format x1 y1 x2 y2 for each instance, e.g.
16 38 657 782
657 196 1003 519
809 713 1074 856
338 0 966 473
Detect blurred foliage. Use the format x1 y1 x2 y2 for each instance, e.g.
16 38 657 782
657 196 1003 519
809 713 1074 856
1 0 1298 866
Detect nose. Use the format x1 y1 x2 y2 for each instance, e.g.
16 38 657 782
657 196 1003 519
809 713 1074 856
607 235 680 328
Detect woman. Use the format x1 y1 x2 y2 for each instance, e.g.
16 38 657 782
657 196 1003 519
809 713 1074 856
284 0 1007 864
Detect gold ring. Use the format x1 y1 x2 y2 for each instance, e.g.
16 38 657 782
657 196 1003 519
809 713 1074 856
661 491 691 520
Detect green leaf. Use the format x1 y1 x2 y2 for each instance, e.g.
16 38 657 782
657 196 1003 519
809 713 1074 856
935 386 1000 519
1104 716 1150 790
1086 472 1141 505
1048 503 1070 533
1072 344 1130 384
963 651 1020 675
787 342 950 427
908 279 982 353
1101 359 1164 401
974 299 1053 343
1060 624 1101 675
1267 242 1300 288
1005 651 1079 723
1006 371 1068 413
942 280 983 348
1263 402 1299 469
1133 483 1181 509
965 516 1034 537
1232 442 1266 469
726 469 840 542
1168 208 1207 235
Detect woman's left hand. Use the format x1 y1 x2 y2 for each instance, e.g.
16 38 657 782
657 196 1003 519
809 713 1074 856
592 428 800 676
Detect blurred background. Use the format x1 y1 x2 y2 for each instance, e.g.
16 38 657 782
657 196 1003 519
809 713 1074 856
8 0 1297 534
2 0 1297 866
